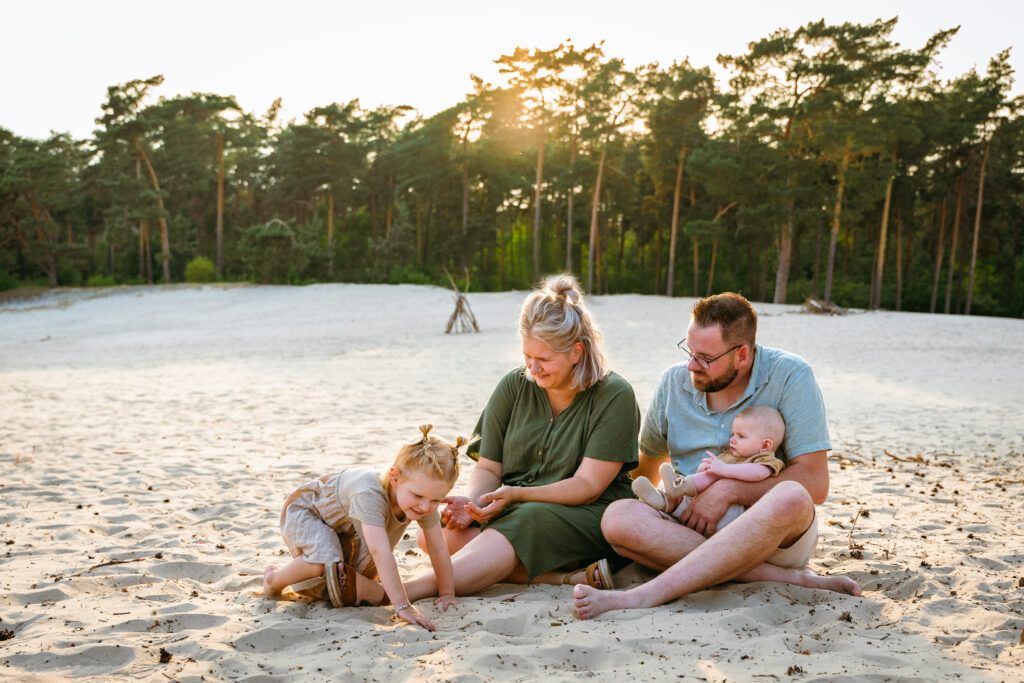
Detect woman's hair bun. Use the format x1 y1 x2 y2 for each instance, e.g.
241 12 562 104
548 274 581 305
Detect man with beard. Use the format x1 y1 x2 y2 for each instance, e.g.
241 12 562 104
573 292 859 620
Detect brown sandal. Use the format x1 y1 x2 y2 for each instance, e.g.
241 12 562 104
290 562 361 606
563 558 615 590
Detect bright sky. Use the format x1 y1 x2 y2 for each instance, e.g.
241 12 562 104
3 0 1020 140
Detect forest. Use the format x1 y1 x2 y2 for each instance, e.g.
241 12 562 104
1 18 1021 317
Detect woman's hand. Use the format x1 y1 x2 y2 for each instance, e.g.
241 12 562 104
468 485 521 522
434 594 458 611
441 496 474 530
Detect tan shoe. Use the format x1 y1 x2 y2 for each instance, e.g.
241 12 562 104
660 462 697 499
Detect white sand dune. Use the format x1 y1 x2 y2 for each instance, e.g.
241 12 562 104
1 283 1022 681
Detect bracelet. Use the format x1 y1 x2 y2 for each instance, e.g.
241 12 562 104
394 602 412 612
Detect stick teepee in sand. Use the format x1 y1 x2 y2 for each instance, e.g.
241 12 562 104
444 268 480 334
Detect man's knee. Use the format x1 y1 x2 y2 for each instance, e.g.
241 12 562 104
765 480 814 524
601 499 646 544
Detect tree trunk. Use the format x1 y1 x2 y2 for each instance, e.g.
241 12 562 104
666 145 687 297
895 213 904 311
215 130 225 279
654 224 662 294
929 198 947 313
326 191 335 280
415 202 425 265
944 175 965 314
532 139 545 279
691 238 700 297
965 141 990 315
812 219 822 296
872 171 896 310
565 137 576 273
138 218 146 282
773 217 792 304
706 233 719 296
134 139 171 283
385 175 394 241
824 140 851 304
586 146 606 294
461 166 470 235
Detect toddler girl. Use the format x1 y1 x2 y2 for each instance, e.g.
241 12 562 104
263 425 463 631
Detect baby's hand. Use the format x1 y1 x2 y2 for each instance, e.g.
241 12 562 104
703 454 727 475
698 452 717 472
434 594 457 611
397 604 435 631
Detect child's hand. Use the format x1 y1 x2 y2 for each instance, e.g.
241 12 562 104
441 496 473 530
396 604 435 631
434 594 457 611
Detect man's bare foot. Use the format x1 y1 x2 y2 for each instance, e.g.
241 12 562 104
573 584 645 620
263 565 281 597
796 570 861 596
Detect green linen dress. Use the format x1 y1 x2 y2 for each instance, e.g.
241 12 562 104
469 367 640 579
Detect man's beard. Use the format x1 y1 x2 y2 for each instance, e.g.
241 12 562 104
691 364 738 393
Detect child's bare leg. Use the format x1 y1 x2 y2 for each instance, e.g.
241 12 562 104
264 557 324 596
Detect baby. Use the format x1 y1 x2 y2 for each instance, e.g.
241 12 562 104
263 425 463 631
633 405 786 516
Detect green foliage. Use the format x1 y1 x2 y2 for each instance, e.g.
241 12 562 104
240 220 308 284
0 22 1021 318
0 270 17 291
86 274 116 287
184 256 216 283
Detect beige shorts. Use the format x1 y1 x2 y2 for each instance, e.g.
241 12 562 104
664 498 818 569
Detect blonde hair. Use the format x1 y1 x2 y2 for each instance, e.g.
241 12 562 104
391 424 464 487
735 406 786 447
519 273 608 390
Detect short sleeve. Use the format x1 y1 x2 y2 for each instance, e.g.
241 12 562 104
347 490 389 527
776 366 831 460
748 452 786 476
581 375 640 465
469 369 523 464
639 370 671 458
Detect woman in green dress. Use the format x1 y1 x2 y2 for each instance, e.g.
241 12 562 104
405 273 639 601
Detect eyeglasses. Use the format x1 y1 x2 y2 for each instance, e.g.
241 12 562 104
676 339 743 370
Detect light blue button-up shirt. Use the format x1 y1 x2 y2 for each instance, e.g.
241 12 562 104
639 344 831 476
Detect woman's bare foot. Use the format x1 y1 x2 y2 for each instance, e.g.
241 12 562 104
263 565 282 596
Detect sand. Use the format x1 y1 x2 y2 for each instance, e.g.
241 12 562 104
1 283 1022 682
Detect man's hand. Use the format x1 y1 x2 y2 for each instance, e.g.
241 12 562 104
678 479 737 536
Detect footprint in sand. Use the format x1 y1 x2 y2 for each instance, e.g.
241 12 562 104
8 587 71 606
102 613 227 633
3 644 134 677
149 561 232 583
